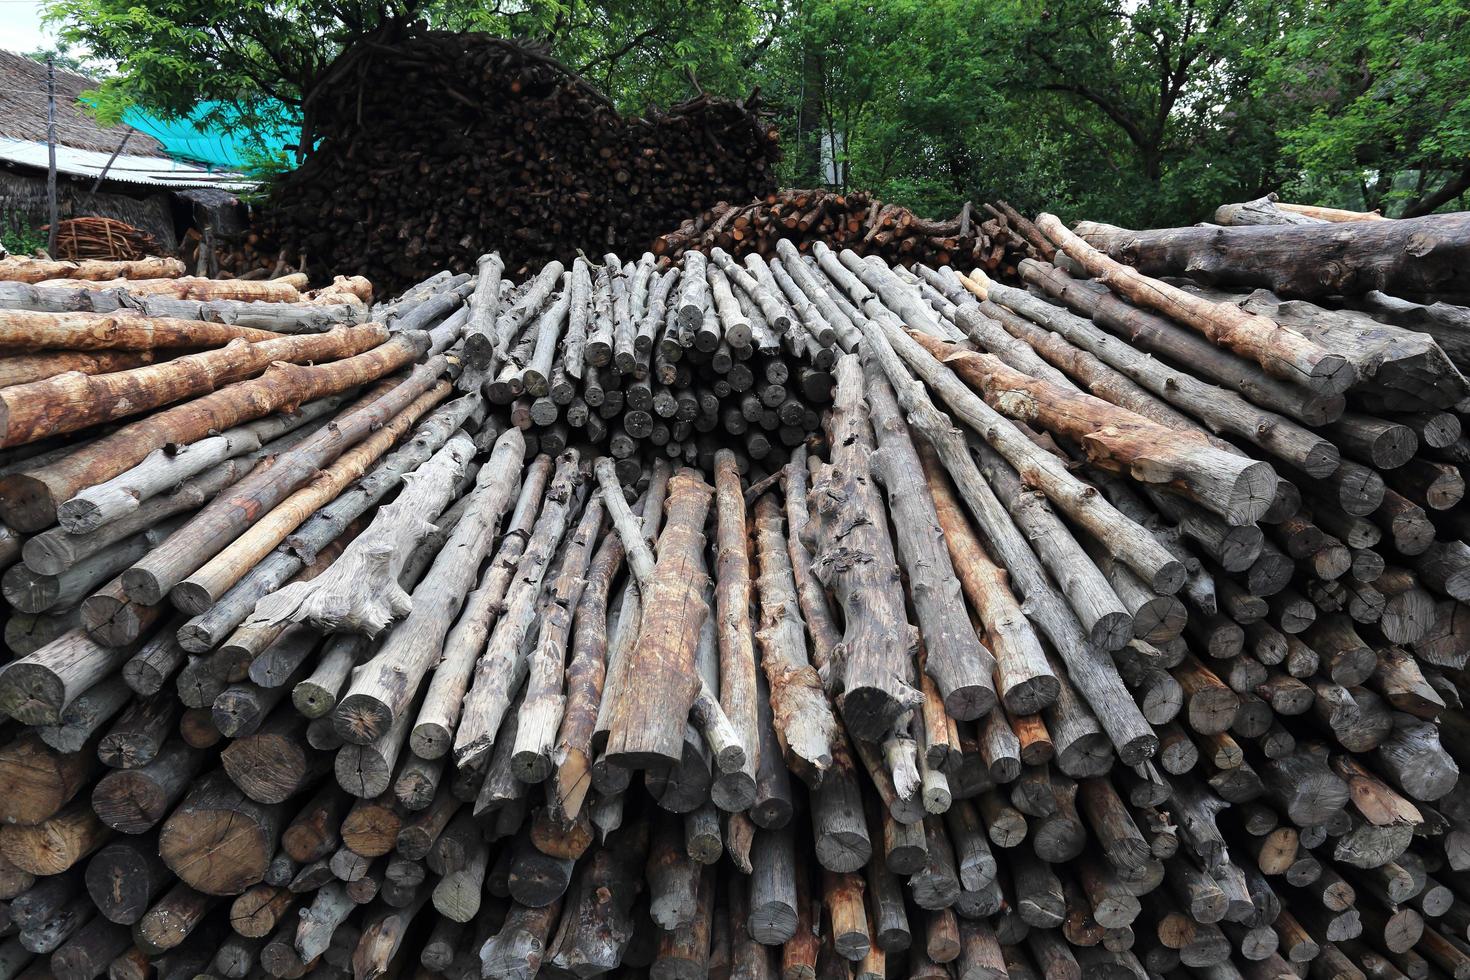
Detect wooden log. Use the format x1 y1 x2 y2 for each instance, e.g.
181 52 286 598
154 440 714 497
52 394 344 537
866 364 1011 715
0 325 383 448
748 826 799 944
0 730 101 826
1020 260 1343 427
462 252 506 368
511 491 605 782
0 801 106 875
803 354 922 739
0 330 429 532
751 494 837 782
0 628 144 726
1041 215 1351 393
333 427 527 746
157 770 284 895
848 269 1184 595
547 820 650 974
450 452 581 766
84 835 168 925
603 467 714 767
913 330 1275 525
549 507 628 821
406 452 551 757
91 739 202 833
780 446 841 672
1074 212 1469 300
171 378 451 612
0 307 283 351
707 449 761 802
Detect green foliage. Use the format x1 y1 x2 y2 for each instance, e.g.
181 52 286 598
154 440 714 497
1 214 48 257
24 42 91 73
1262 0 1470 216
41 0 1470 223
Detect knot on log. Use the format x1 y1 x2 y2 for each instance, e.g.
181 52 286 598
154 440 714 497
815 546 875 577
993 389 1040 422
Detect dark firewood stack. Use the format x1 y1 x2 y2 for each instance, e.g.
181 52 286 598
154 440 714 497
652 191 1038 275
263 32 780 294
0 207 1465 980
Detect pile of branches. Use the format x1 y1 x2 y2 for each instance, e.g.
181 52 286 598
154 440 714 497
42 218 161 263
265 32 780 293
653 191 1040 273
0 210 1468 980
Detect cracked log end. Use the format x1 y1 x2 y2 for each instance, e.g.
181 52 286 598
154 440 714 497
333 693 394 746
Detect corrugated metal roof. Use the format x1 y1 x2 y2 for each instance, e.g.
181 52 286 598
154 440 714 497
0 137 256 191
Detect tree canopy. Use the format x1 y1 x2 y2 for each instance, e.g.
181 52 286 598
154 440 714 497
44 0 1470 224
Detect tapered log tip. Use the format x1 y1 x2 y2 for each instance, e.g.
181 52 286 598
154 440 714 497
332 694 393 746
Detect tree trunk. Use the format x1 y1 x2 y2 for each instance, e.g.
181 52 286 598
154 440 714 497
1074 211 1470 301
1038 214 1352 394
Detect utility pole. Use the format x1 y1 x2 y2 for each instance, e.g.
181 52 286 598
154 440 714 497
45 57 60 258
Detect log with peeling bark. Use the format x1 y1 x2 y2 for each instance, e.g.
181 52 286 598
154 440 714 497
1038 214 1354 395
0 207 1463 980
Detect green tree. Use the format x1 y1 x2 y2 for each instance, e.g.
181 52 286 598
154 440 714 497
1265 0 1470 216
975 0 1300 224
45 0 778 162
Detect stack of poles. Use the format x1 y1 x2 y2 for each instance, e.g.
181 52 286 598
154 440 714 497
0 211 1463 980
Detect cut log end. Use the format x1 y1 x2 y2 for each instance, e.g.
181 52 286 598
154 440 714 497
333 694 394 746
168 581 216 616
0 475 60 533
1308 354 1354 395
1090 611 1135 652
1222 462 1280 526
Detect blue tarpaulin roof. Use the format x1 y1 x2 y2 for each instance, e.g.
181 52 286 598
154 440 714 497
115 102 297 172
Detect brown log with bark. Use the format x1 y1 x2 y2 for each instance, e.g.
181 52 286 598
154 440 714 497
805 354 923 740
0 330 430 531
0 324 385 448
1074 212 1470 301
603 468 714 768
1038 214 1352 394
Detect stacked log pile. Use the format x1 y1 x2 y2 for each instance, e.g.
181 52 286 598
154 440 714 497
0 207 1465 980
652 192 1039 274
264 32 780 293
